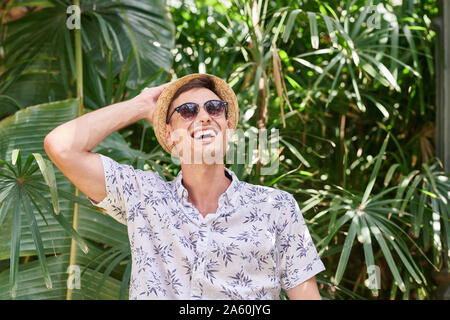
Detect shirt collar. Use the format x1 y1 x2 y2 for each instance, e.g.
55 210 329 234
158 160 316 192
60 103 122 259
174 167 241 208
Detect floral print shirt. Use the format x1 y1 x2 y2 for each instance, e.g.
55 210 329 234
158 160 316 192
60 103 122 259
89 154 326 300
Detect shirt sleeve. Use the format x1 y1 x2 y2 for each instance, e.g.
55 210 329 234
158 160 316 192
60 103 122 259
277 193 326 291
88 153 140 225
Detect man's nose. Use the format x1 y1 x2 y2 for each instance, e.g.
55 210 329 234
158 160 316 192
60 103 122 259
195 104 211 123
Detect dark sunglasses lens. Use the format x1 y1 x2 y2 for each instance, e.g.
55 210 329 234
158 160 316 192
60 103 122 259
179 103 198 120
205 100 226 116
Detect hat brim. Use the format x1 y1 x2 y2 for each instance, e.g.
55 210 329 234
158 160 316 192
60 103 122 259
153 73 239 154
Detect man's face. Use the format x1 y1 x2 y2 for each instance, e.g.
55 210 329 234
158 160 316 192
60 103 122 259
165 87 231 164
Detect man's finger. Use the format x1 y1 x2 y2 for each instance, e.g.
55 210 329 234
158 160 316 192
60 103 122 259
157 82 171 90
140 82 170 94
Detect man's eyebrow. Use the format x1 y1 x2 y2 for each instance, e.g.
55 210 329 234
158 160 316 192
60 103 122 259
176 98 223 104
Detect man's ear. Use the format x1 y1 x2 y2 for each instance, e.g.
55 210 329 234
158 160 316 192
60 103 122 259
165 124 173 146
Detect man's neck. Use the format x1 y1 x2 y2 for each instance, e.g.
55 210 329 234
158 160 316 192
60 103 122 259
180 163 232 215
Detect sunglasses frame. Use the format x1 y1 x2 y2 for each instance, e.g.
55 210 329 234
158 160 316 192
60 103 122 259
166 99 228 124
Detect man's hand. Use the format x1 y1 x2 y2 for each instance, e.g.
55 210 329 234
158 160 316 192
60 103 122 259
133 83 170 125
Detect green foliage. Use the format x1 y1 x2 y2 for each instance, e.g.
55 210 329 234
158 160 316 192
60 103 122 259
0 0 447 300
0 0 175 115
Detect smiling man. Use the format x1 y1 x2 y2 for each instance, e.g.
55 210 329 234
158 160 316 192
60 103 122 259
44 73 326 300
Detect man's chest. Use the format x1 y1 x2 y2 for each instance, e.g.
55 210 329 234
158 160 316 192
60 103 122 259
129 202 280 276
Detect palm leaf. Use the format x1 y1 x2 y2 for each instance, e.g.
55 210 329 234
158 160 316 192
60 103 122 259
0 98 129 298
1 0 175 111
334 215 358 285
0 254 126 300
361 133 390 206
366 215 406 292
357 214 377 296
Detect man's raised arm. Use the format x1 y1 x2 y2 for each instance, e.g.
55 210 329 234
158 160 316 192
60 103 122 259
43 84 169 203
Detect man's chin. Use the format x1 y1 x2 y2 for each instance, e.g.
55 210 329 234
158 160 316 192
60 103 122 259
191 146 225 165
172 140 227 165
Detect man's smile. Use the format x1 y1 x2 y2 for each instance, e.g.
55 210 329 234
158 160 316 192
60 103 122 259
190 127 219 144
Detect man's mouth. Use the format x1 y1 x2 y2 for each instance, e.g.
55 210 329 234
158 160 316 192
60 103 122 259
191 128 217 141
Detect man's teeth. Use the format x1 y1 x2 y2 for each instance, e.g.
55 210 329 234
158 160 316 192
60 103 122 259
193 130 216 139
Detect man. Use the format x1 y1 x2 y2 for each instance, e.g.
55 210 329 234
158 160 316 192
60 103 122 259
44 73 326 300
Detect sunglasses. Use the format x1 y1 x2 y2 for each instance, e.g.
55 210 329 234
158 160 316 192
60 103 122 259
166 99 228 124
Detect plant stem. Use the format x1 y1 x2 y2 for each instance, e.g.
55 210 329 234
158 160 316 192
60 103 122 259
67 0 83 301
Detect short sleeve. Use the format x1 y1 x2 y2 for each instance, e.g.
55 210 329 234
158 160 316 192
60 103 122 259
277 193 326 291
88 154 140 225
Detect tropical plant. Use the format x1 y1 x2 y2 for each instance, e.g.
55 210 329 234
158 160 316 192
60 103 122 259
0 0 446 300
0 0 175 300
167 0 445 299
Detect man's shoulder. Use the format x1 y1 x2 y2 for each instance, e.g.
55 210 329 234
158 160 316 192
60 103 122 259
106 157 168 189
100 154 165 180
240 180 294 202
135 168 169 188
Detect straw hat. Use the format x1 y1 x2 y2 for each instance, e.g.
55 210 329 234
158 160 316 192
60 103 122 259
152 73 239 154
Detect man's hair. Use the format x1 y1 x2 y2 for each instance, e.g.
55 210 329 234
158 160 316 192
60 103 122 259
168 75 223 111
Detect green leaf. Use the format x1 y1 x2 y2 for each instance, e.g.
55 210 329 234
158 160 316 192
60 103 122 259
0 159 17 176
119 260 132 300
400 175 423 212
321 14 338 48
312 53 342 89
307 12 319 49
113 49 134 103
378 220 423 285
384 164 400 187
361 134 389 206
362 94 390 119
360 53 401 92
357 214 377 295
347 61 365 111
326 56 345 107
95 251 130 299
318 209 356 255
0 183 15 206
413 191 426 237
293 57 324 74
11 149 20 166
279 137 310 168
403 26 419 72
334 217 358 285
0 189 15 232
22 191 52 289
149 160 167 182
350 0 374 38
31 153 60 214
283 9 301 42
9 191 22 298
0 254 126 300
393 170 420 209
22 154 37 177
25 186 89 255
333 19 360 66
271 10 288 47
366 215 406 292
92 12 113 51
